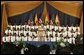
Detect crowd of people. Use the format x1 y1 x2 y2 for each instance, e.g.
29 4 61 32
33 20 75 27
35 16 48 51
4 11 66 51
2 22 80 44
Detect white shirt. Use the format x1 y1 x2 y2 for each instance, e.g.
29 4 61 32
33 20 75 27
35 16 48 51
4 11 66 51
29 31 32 36
35 26 38 29
72 37 75 44
24 31 28 36
11 36 15 42
28 37 32 41
31 26 35 29
72 27 76 32
57 33 61 41
68 31 72 38
69 38 73 44
51 37 56 42
57 37 61 42
46 25 49 29
33 37 38 41
55 26 58 31
63 38 67 42
50 25 54 31
12 25 16 30
22 37 27 41
16 25 20 30
6 36 10 42
53 31 55 37
2 37 6 42
19 30 24 36
5 29 9 34
45 37 48 42
14 31 18 35
47 31 52 36
68 26 73 31
72 33 77 38
63 31 68 37
16 36 22 41
63 27 67 32
44 26 47 30
59 26 63 31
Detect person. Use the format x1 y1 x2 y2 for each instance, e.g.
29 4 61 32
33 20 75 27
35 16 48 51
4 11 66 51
2 33 7 42
27 20 31 26
22 36 27 41
57 33 61 42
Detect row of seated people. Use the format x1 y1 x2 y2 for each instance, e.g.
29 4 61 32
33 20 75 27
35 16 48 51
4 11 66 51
7 25 80 33
5 30 80 37
1 42 83 54
2 32 80 44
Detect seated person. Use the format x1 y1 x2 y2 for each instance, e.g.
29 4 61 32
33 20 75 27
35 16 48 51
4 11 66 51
63 27 67 32
50 25 54 31
57 33 61 42
24 31 28 37
28 36 33 41
54 26 58 31
16 25 20 31
22 36 27 41
16 36 22 41
11 36 15 42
